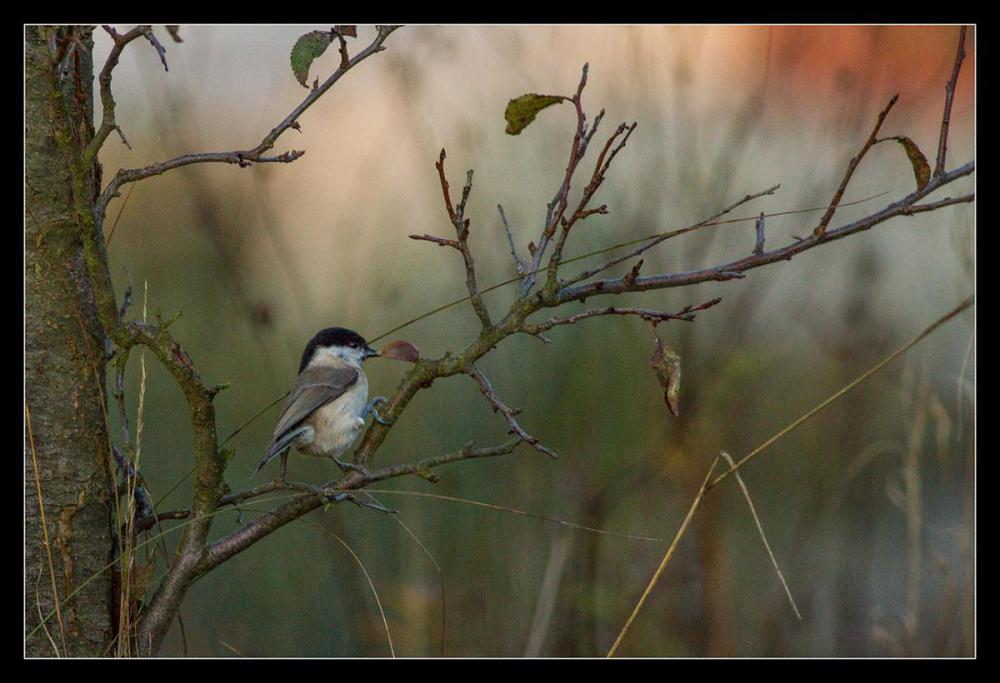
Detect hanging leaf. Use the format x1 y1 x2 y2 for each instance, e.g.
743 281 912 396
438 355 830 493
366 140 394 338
650 334 682 417
890 136 931 192
504 94 566 135
333 25 357 38
290 30 333 88
165 25 183 43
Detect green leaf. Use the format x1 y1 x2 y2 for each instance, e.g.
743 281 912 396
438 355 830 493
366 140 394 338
650 334 682 417
290 30 333 88
890 136 931 192
504 94 566 135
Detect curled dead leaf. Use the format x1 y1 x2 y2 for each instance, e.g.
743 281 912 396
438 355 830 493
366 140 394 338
890 136 931 192
380 340 420 363
650 334 682 417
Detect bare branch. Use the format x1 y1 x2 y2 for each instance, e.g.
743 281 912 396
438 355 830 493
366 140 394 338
814 94 899 236
497 203 525 276
521 63 591 296
564 183 781 288
418 149 493 330
467 366 558 459
409 233 460 248
559 163 973 305
935 26 968 177
525 298 722 335
86 25 150 164
143 28 168 72
753 211 766 255
545 121 637 290
95 25 401 224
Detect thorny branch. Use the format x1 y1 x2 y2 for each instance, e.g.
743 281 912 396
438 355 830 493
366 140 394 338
52 25 975 657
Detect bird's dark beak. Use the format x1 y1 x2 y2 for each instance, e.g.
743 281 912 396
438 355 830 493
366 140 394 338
365 346 380 359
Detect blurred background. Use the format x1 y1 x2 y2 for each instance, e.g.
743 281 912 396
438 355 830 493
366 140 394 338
94 25 974 657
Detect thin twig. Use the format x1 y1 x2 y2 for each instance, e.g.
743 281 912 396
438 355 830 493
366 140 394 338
562 183 780 289
497 203 525 276
467 366 558 459
559 166 973 305
522 63 591 296
754 211 766 255
95 26 400 223
417 150 492 330
935 26 968 177
814 94 899 236
525 298 722 335
87 25 149 164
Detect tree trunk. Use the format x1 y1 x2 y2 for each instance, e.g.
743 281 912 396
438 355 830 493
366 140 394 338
25 25 114 657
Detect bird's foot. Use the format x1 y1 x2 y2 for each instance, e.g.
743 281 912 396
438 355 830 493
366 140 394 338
331 457 370 477
327 492 398 515
366 396 393 426
279 480 397 514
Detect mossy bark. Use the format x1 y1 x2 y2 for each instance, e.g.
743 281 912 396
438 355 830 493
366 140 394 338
25 25 114 657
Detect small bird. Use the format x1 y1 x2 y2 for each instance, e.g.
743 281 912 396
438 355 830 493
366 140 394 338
257 327 386 478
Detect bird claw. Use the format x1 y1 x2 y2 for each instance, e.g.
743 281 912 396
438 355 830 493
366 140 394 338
332 457 369 477
325 491 398 515
366 396 393 426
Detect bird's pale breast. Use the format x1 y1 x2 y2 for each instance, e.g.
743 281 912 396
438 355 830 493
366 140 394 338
298 373 368 458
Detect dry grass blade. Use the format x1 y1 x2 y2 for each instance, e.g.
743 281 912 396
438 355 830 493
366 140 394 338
34 566 60 656
294 517 395 657
218 639 248 657
524 534 572 657
25 400 68 656
708 296 974 490
719 451 801 620
116 281 150 657
363 489 662 542
104 182 135 246
363 491 448 656
26 493 301 643
606 455 720 657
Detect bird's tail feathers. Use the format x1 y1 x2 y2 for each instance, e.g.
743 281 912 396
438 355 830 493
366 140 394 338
256 426 309 475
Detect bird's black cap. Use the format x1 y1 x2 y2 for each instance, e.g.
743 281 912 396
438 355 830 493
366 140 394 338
299 327 374 373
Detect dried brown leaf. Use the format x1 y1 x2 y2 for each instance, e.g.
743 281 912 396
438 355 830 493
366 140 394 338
380 340 420 363
650 334 682 416
890 136 931 192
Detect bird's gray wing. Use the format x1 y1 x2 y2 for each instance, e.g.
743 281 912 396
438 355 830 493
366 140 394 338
259 366 359 469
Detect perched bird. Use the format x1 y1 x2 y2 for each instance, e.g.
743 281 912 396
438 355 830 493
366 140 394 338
257 327 386 478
